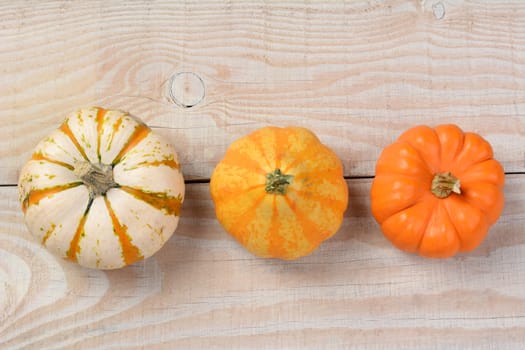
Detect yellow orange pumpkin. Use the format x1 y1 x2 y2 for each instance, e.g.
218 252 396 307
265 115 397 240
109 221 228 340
210 126 348 259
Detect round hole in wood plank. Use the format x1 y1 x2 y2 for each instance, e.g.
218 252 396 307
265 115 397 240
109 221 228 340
169 72 205 108
432 2 445 19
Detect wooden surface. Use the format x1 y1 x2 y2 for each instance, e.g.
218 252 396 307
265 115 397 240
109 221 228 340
1 1 525 349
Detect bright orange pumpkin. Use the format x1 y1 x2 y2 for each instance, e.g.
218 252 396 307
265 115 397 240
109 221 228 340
210 126 348 259
370 124 505 258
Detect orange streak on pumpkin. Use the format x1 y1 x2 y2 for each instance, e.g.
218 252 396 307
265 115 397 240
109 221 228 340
59 121 89 161
112 117 123 134
273 127 289 170
247 130 274 171
226 190 266 246
104 196 143 266
222 148 267 175
112 123 151 165
42 223 56 245
267 196 288 258
105 117 123 152
137 159 180 170
22 182 82 213
287 187 347 213
218 184 266 204
283 195 322 247
282 143 327 175
31 152 74 171
292 169 343 183
278 127 317 174
120 186 182 216
96 107 107 161
66 210 89 262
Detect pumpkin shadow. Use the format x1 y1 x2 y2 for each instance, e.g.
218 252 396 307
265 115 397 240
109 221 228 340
328 178 389 249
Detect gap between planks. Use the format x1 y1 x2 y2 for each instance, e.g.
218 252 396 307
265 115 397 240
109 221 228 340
4 171 525 188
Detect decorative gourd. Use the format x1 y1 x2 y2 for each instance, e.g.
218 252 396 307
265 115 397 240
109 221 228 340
210 126 348 259
370 124 504 258
18 107 185 269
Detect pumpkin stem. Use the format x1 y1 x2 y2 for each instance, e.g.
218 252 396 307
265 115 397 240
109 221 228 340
431 172 461 199
266 168 293 195
74 161 118 196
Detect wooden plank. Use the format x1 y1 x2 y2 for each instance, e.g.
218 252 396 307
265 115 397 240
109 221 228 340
2 0 525 183
1 175 524 349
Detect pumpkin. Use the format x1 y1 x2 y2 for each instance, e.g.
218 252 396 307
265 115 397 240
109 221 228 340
210 126 348 259
370 124 504 258
18 107 185 269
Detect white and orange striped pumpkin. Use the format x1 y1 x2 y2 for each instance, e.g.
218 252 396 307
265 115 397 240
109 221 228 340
18 107 185 269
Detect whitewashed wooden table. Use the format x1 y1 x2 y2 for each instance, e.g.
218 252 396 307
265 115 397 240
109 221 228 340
1 1 525 349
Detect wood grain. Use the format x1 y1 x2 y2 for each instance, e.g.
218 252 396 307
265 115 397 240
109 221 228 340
1 0 525 182
1 176 525 349
2 1 525 349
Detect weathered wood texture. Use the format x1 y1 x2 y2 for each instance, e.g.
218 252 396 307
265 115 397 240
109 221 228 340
1 0 525 182
2 178 525 349
2 0 525 349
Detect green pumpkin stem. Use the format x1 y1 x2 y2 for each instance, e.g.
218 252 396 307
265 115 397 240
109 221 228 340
431 172 461 199
74 161 118 196
266 168 293 195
